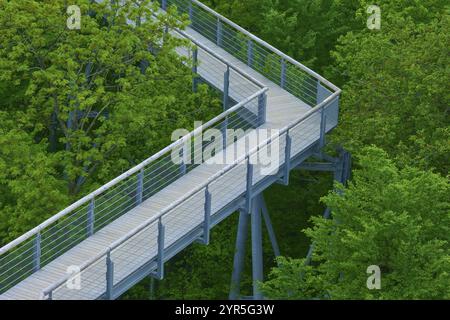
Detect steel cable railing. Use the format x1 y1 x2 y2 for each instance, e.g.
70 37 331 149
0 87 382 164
1 0 341 299
0 5 267 294
42 87 340 300
38 1 341 299
163 0 339 105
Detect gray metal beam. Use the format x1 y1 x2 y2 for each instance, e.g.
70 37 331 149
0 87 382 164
260 195 280 258
251 197 263 300
229 209 249 300
296 162 336 172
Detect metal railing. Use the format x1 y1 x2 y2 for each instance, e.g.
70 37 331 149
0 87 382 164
41 87 340 300
0 8 267 295
1 0 341 299
162 0 339 105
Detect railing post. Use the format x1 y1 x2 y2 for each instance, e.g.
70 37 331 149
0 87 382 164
223 66 230 111
319 107 327 148
180 143 187 175
188 0 194 24
192 47 198 92
222 117 228 151
216 18 223 47
283 132 292 185
33 231 41 272
280 59 286 88
258 93 267 126
202 186 212 245
106 250 114 300
87 198 95 237
246 158 254 214
161 0 167 11
136 169 144 205
247 39 253 67
152 218 165 280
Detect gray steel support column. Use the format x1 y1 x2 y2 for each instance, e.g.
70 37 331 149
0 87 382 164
229 210 249 300
149 277 155 300
251 197 263 300
260 195 280 258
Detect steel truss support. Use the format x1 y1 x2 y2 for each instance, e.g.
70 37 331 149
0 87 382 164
229 193 280 300
300 148 352 265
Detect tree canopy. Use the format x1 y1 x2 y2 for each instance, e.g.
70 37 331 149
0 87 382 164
0 0 220 242
262 147 450 299
0 0 448 300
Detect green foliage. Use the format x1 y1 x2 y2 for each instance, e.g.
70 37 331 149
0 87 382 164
0 0 220 244
0 112 69 243
1 0 448 300
263 147 450 299
330 2 450 173
203 0 364 72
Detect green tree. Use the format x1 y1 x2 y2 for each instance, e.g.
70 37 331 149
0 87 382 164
0 0 220 243
0 0 216 196
262 147 450 299
329 1 450 174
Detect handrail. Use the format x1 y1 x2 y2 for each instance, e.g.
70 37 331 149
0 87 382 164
0 19 265 257
2 0 341 298
41 89 340 298
189 0 340 93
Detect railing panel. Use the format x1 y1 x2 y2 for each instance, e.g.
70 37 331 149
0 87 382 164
209 163 247 214
49 255 107 300
166 0 326 106
290 112 322 157
2 0 340 299
111 221 159 286
162 188 205 247
253 132 287 185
